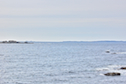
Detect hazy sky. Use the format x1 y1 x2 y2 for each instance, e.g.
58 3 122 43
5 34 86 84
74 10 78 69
0 0 126 41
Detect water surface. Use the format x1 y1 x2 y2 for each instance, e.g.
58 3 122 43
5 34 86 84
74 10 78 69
0 42 126 84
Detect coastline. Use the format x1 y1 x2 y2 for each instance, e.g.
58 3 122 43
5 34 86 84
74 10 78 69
0 40 33 44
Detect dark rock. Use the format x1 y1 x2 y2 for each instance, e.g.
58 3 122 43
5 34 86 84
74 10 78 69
106 50 110 53
120 67 126 70
104 72 121 76
24 41 28 43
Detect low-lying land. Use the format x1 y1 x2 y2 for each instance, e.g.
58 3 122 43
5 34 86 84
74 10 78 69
0 40 31 44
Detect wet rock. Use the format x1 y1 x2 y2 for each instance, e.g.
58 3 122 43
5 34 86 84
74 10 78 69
111 52 116 54
120 67 126 70
106 50 110 53
104 72 121 76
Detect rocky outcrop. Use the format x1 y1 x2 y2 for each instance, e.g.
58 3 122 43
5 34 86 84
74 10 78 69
0 40 30 44
120 67 126 70
1 40 19 43
106 50 110 53
104 72 121 76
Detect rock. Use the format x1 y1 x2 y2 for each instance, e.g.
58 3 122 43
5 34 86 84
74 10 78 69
111 52 116 54
106 50 110 53
24 41 28 43
120 67 126 70
104 72 121 76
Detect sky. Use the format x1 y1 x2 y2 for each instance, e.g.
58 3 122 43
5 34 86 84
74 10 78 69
0 0 126 41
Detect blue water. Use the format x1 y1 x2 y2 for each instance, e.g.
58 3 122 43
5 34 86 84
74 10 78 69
0 42 126 84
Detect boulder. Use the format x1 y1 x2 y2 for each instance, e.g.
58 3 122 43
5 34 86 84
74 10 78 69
106 50 110 53
120 67 126 70
104 72 121 76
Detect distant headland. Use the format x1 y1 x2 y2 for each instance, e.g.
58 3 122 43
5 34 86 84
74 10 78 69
0 40 32 44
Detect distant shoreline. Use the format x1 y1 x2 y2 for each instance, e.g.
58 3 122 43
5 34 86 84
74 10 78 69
0 40 33 44
30 41 126 43
62 41 126 43
0 42 33 44
0 40 126 44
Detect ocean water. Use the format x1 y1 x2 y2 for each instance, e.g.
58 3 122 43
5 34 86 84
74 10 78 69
0 42 126 84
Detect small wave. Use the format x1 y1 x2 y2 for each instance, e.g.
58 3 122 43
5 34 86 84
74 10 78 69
105 50 126 54
111 52 126 54
62 70 76 75
45 73 58 76
118 52 126 54
52 79 68 82
96 68 109 71
15 82 24 84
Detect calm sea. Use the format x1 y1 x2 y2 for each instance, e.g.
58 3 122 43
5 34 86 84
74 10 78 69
0 42 126 84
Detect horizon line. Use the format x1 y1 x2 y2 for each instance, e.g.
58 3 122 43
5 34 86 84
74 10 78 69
0 40 126 42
